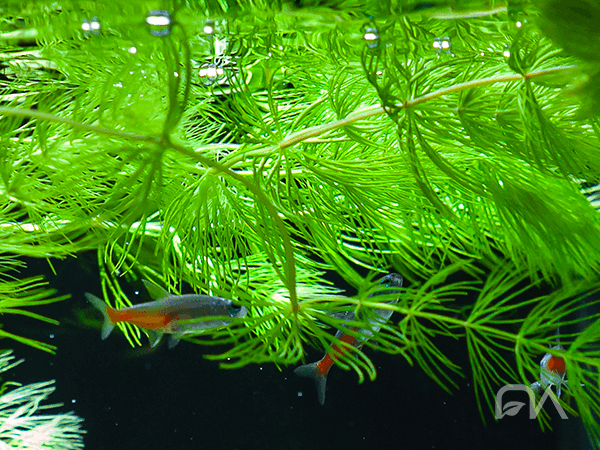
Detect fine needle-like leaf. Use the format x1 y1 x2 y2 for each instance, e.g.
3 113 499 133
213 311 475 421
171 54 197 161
1 0 600 442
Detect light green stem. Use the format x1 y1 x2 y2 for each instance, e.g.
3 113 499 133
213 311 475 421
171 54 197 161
0 64 577 316
0 106 160 143
279 64 578 150
402 307 599 367
220 64 578 171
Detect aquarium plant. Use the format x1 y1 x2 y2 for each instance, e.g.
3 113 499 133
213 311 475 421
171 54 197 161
0 350 85 449
0 259 69 352
0 0 600 443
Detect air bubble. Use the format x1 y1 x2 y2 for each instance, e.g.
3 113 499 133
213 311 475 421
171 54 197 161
81 17 101 35
146 10 171 37
198 63 225 86
433 37 451 55
364 27 379 49
203 20 215 35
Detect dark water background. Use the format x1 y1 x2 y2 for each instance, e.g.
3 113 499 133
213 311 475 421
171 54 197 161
4 254 590 450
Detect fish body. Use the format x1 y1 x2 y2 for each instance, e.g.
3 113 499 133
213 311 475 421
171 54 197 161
294 273 403 405
85 280 247 348
530 344 567 397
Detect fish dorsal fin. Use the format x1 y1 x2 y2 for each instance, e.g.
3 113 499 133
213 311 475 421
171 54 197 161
142 280 171 301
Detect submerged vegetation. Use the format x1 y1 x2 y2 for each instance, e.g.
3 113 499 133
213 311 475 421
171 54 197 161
0 258 69 352
0 350 85 448
0 0 600 442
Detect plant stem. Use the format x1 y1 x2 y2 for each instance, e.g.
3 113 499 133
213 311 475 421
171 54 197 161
401 306 600 367
0 65 577 317
0 106 160 143
278 64 578 150
168 141 299 314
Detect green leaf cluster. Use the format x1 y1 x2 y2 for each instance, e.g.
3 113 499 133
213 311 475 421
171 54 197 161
0 258 69 352
0 0 600 441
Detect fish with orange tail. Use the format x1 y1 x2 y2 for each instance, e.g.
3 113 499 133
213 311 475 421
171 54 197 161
294 273 403 405
85 280 247 349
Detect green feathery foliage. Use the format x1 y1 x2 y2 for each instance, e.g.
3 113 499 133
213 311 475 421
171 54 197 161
0 258 69 352
1 0 600 442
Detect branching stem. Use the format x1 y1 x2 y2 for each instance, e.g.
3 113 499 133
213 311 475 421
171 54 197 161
167 141 299 313
278 64 578 150
0 106 160 143
0 64 579 321
403 307 599 367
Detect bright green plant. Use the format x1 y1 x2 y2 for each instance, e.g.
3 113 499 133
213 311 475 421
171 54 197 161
0 258 69 353
1 0 600 443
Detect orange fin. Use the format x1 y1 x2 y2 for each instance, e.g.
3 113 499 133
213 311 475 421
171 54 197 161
294 362 328 405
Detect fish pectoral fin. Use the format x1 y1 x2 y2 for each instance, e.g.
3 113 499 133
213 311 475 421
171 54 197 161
142 279 171 301
168 334 182 349
146 330 163 348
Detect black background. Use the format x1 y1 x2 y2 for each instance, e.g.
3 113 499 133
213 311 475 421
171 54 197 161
4 254 591 450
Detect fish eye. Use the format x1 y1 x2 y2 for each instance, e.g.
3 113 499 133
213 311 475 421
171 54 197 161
228 304 242 315
380 273 403 289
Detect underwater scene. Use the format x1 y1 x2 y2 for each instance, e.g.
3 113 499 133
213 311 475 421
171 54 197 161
0 0 600 449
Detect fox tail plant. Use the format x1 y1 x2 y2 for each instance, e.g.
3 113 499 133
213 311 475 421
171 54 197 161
0 0 600 445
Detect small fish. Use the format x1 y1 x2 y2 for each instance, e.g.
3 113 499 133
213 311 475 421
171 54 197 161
530 344 568 397
85 280 247 349
294 273 403 405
